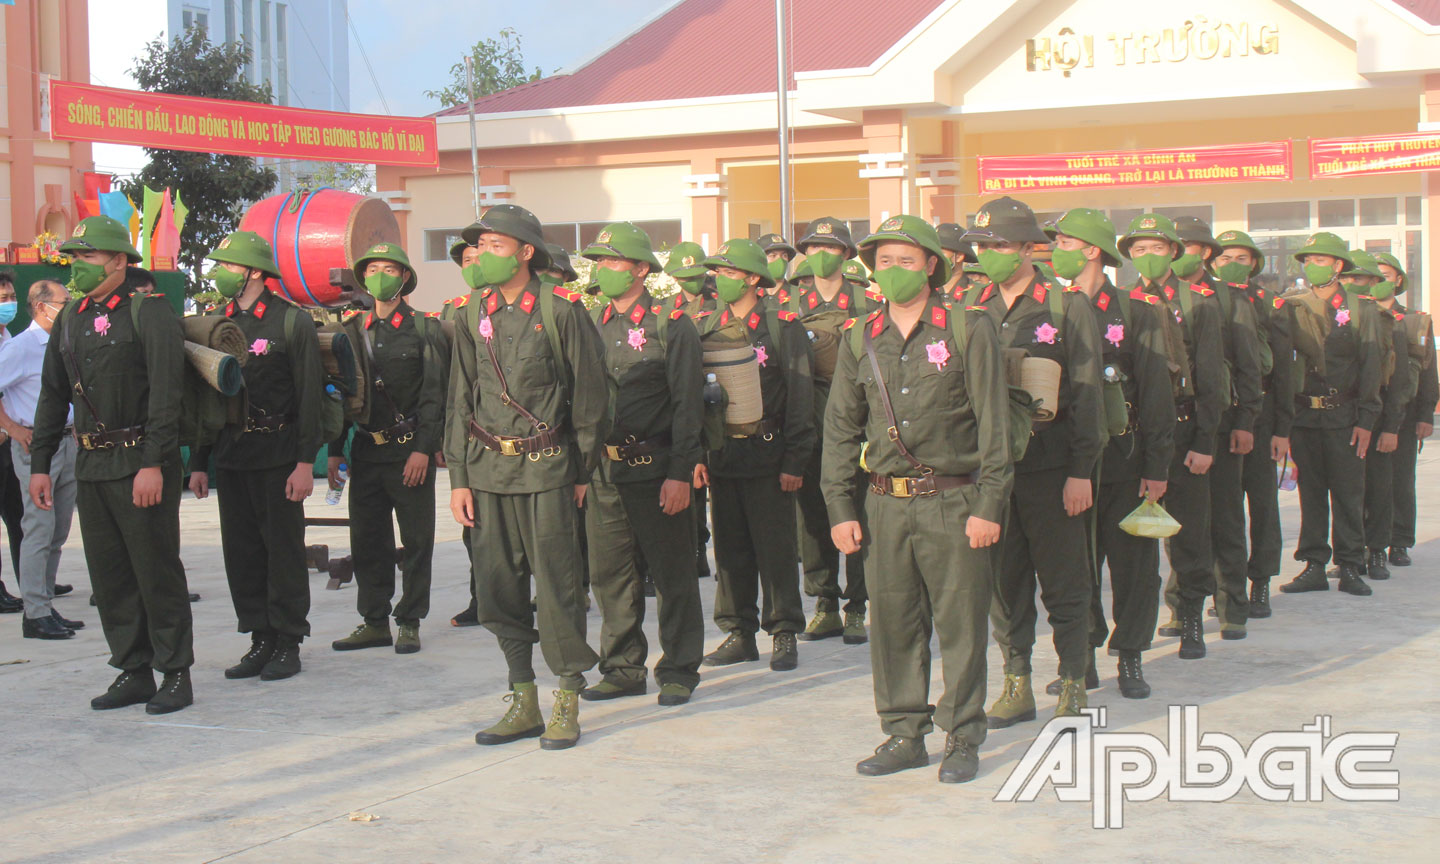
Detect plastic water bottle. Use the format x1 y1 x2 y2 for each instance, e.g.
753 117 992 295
703 373 724 407
326 463 348 505
325 383 342 402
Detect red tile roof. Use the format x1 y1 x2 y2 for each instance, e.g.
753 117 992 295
436 0 945 116
1388 0 1440 24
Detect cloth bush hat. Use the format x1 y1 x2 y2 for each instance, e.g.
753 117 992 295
858 214 951 289
1213 229 1266 278
582 221 663 271
796 217 858 259
1291 231 1354 270
61 216 142 264
463 204 552 272
1045 208 1122 268
935 222 978 263
704 238 776 289
1118 213 1182 259
1342 250 1384 280
1372 251 1407 293
545 244 579 282
665 241 709 279
960 196 1050 246
353 242 418 296
1173 216 1222 258
843 258 871 288
756 233 797 257
206 230 281 279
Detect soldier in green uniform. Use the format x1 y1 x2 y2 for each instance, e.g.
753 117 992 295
189 231 324 681
843 259 871 293
539 244 578 288
697 239 815 672
444 203 609 750
935 223 977 301
1121 214 1225 659
758 233 797 300
664 241 715 318
328 243 445 654
1376 252 1436 567
962 197 1104 726
1278 233 1382 597
442 231 485 627
30 216 192 713
1050 209 1174 698
824 214 1011 782
577 222 706 706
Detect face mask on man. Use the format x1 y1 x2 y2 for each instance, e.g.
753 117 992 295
715 274 751 304
873 266 927 305
0 301 16 326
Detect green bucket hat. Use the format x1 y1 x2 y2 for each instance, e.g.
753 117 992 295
353 242 418 296
1118 213 1182 259
1291 231 1354 270
464 204 552 272
935 223 977 263
665 241 708 279
704 238 776 289
545 244 578 282
796 217 857 259
756 233 796 258
1342 250 1384 280
1173 216 1221 259
842 258 871 289
206 230 281 279
1213 229 1265 278
61 216 142 264
858 214 951 289
581 221 663 272
1045 208 1122 268
960 197 1050 246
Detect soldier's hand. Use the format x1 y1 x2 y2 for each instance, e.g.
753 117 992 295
434 451 447 469
1270 435 1291 462
1418 422 1433 441
1062 476 1093 517
1229 429 1254 455
451 488 475 527
1378 432 1399 454
692 463 710 489
831 521 863 555
189 471 210 499
658 479 691 515
1139 478 1167 502
1351 426 1372 458
285 462 315 502
966 516 1002 549
779 473 804 493
1183 450 1213 475
574 484 588 508
7 426 32 454
402 452 430 487
133 466 164 508
29 474 53 511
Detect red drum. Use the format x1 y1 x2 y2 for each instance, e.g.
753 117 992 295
239 189 400 308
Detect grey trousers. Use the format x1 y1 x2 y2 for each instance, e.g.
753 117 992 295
11 437 78 619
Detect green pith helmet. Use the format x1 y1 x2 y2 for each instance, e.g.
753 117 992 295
1342 250 1384 280
449 238 473 267
61 216 142 264
464 204 551 272
704 238 776 289
756 233 796 258
964 262 988 276
796 217 858 259
961 197 1050 246
935 222 977 264
546 244 579 282
581 221 663 271
1372 251 1407 293
789 257 815 284
1214 229 1266 278
665 241 709 279
1291 231 1354 270
1118 213 1182 259
206 230 281 279
1045 208 1122 268
843 258 871 289
1174 216 1221 258
353 242 417 295
858 214 951 289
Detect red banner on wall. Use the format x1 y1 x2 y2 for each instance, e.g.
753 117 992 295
978 142 1292 194
49 81 438 167
1309 133 1440 178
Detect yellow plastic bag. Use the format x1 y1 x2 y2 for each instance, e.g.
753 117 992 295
1119 499 1182 539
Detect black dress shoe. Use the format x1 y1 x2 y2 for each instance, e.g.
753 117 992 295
23 615 74 639
0 595 21 614
188 593 201 603
51 609 85 630
1389 547 1411 567
53 583 74 597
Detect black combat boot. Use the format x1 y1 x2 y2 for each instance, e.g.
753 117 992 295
146 669 193 715
1279 561 1329 593
1335 564 1372 597
1248 579 1272 618
91 670 156 710
225 630 275 679
260 635 302 680
1117 650 1150 699
1366 549 1390 581
1178 609 1206 660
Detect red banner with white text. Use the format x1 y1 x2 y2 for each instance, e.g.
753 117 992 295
1309 133 1440 178
978 142 1292 194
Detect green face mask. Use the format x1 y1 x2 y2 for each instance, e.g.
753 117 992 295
538 272 563 286
1171 252 1204 281
1370 280 1397 300
68 259 110 295
477 251 521 286
715 274 750 305
1050 247 1089 281
1214 261 1252 285
977 249 1022 284
806 250 842 279
595 265 635 299
767 258 788 282
874 266 927 305
364 271 403 302
461 263 487 290
210 266 248 298
1304 263 1337 289
676 277 704 297
1131 253 1173 283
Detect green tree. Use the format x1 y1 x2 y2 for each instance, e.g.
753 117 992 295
425 27 544 108
295 162 375 195
121 28 278 293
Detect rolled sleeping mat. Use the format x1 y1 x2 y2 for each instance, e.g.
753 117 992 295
184 342 245 396
703 345 764 426
181 316 249 365
1020 356 1062 422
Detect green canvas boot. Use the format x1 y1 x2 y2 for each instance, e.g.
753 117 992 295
938 733 979 784
474 683 544 745
1054 676 1086 718
657 682 693 706
798 598 843 641
581 677 647 701
856 735 928 776
1220 622 1247 641
1157 610 1182 638
332 621 392 651
539 689 581 750
395 623 421 654
702 631 759 666
986 673 1036 729
1045 649 1098 695
842 609 868 645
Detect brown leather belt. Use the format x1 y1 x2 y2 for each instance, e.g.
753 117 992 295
244 412 293 434
74 425 145 451
367 416 418 446
604 432 670 462
467 420 564 458
726 416 783 439
1297 390 1353 411
868 472 975 498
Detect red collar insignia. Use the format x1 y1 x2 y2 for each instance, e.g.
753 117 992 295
1331 292 1344 309
105 294 123 311
1163 286 1176 302
807 291 819 310
1096 292 1111 312
719 309 731 326
253 300 268 320
837 292 851 310
390 311 405 330
747 312 761 330
364 312 375 329
602 304 614 324
980 283 995 303
870 313 885 338
931 305 948 329
485 293 499 315
519 291 536 314
1031 283 1047 304
629 302 647 325
78 297 90 312
777 288 790 305
223 301 236 317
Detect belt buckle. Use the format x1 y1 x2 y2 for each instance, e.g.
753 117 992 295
604 444 624 461
1308 396 1327 410
890 476 912 498
121 435 139 448
370 430 389 445
498 438 522 457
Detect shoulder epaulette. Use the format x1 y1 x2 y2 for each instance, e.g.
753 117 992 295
449 293 470 308
842 317 859 331
1189 283 1215 297
865 289 883 303
669 308 686 320
866 309 883 322
1129 286 1159 304
776 310 799 322
149 292 165 299
342 310 362 322
1394 311 1406 321
776 288 791 304
966 305 987 312
694 309 714 319
1273 296 1285 310
425 311 441 318
553 285 582 303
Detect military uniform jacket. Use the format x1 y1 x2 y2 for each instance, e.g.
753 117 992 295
1243 280 1297 440
443 278 609 494
1370 299 1418 436
787 280 880 414
336 301 445 464
1089 279 1175 484
1143 275 1226 456
1396 301 1438 426
821 295 1013 525
1202 273 1265 436
669 290 715 319
31 274 184 482
969 275 1105 478
594 291 704 484
1284 287 1382 431
703 303 816 480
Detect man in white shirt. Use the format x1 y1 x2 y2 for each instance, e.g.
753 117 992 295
0 270 23 613
0 280 83 638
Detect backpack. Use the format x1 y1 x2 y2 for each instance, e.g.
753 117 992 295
276 306 345 444
786 285 870 384
1174 283 1231 404
1124 287 1195 402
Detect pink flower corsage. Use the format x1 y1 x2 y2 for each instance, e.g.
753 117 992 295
1034 322 1059 344
1105 323 1124 347
478 317 494 340
93 314 111 336
926 339 950 371
1335 308 1350 326
249 338 270 356
754 344 768 367
628 327 647 351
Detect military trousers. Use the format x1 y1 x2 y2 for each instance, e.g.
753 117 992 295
990 466 1093 680
710 474 804 637
693 487 712 579
1169 416 1248 626
76 456 193 672
216 464 310 639
1243 411 1283 582
11 438 77 619
1088 478 1161 653
1291 426 1366 568
473 485 598 691
586 477 704 690
797 450 867 613
867 484 990 746
1390 423 1421 549
349 459 436 626
1362 436 1394 556
1163 421 1214 615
